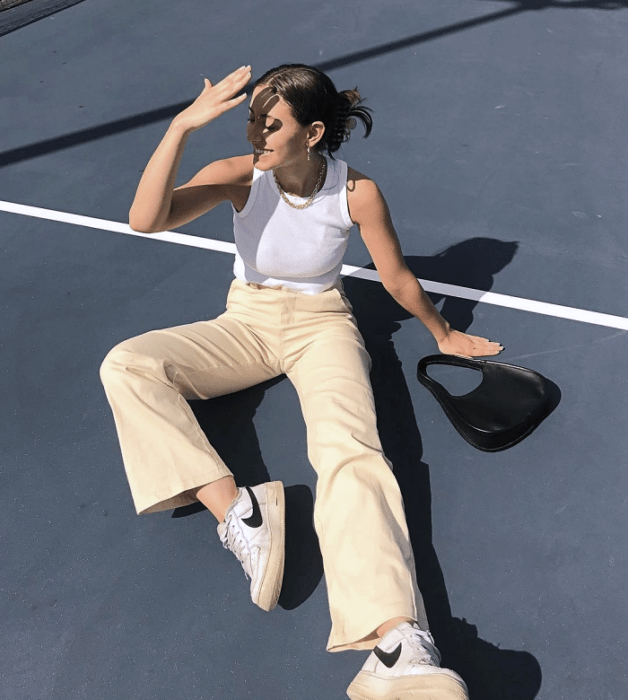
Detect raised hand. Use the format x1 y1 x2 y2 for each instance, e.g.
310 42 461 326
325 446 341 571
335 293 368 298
437 329 503 358
173 65 252 133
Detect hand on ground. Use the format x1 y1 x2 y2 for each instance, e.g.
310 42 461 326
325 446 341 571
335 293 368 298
437 329 503 358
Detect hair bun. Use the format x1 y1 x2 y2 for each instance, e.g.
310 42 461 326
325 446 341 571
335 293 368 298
327 89 372 154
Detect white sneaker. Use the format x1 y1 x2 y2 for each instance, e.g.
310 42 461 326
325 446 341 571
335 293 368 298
347 621 469 700
217 482 285 612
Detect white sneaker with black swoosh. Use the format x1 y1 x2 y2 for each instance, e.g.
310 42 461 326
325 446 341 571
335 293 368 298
217 481 285 612
347 621 469 700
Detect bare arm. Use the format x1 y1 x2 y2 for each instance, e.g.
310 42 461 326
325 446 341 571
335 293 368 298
129 65 252 233
347 169 503 358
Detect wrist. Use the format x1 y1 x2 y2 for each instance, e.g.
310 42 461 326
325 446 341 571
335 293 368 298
431 321 451 344
169 114 197 138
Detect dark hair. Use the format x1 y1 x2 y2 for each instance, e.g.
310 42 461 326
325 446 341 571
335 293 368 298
253 64 373 158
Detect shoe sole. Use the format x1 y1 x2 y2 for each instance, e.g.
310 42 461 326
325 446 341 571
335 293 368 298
254 481 285 612
347 669 469 700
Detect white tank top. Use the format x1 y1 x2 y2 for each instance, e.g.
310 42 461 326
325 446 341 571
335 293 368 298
232 156 354 294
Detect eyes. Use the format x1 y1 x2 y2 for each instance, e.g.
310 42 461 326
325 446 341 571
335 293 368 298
247 114 279 131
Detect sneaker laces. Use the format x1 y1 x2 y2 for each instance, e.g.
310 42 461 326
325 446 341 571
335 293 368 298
405 628 442 669
219 511 252 580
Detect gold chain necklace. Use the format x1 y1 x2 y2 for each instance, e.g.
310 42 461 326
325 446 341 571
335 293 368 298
273 158 327 210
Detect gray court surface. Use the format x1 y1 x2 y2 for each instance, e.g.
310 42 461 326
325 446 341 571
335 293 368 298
2 1 628 699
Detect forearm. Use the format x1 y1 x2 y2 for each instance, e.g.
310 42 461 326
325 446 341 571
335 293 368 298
386 273 450 342
128 119 191 232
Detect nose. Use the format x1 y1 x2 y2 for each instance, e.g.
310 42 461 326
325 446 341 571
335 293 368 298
247 120 263 143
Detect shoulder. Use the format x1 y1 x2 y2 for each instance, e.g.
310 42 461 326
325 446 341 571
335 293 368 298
346 166 388 226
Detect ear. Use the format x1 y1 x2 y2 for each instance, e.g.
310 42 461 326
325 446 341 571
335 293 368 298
307 121 326 149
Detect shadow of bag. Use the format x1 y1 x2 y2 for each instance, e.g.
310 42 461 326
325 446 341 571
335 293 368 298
416 355 559 452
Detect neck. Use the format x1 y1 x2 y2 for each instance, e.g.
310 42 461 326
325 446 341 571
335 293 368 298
274 154 325 197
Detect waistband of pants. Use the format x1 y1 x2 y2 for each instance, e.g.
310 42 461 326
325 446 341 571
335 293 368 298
241 279 345 294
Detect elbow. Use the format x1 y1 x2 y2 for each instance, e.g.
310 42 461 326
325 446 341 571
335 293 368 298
382 280 403 299
129 222 158 234
128 211 163 234
382 273 415 298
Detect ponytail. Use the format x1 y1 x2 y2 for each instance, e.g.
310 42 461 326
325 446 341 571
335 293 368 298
326 89 373 156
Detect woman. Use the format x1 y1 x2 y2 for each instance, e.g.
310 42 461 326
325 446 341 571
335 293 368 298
100 63 502 700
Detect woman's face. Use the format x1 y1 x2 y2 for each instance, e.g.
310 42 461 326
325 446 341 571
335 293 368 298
247 85 313 170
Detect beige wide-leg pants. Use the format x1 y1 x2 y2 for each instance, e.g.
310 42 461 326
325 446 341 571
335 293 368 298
100 279 428 651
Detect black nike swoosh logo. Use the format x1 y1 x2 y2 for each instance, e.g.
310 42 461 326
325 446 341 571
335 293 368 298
374 643 402 669
242 486 263 528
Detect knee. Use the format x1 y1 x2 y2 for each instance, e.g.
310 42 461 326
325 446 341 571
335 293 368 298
99 341 141 389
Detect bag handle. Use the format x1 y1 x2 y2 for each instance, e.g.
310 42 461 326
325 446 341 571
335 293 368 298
416 354 486 396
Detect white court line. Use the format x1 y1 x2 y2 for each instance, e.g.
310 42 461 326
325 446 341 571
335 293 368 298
2 199 628 331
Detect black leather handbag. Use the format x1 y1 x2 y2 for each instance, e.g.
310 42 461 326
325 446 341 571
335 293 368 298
416 355 559 451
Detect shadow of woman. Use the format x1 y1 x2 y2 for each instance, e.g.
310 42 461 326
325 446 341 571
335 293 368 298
172 377 324 611
343 237 542 700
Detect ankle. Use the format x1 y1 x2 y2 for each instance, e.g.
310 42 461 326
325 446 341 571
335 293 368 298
196 477 239 522
376 617 415 639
